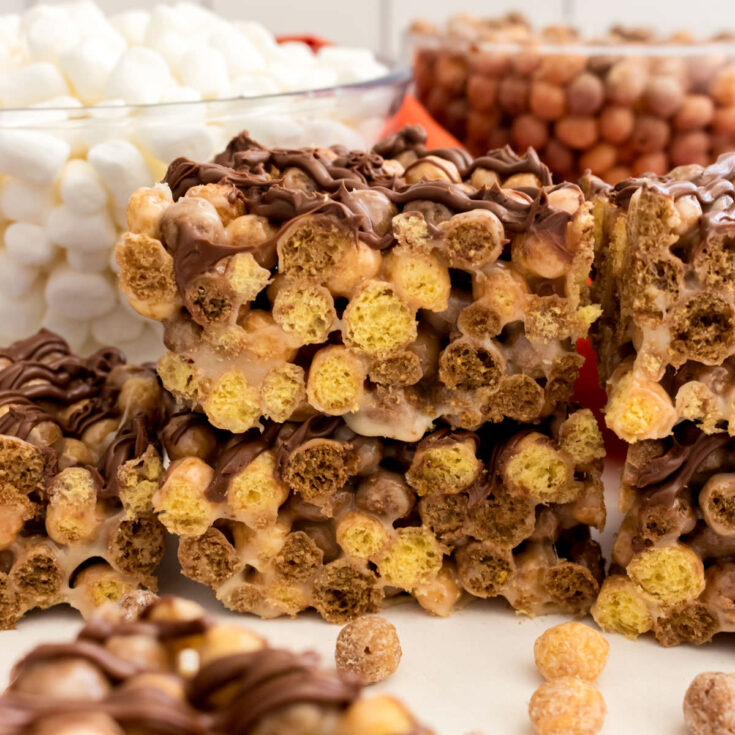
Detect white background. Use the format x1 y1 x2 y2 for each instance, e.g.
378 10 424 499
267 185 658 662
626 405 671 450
2 467 733 735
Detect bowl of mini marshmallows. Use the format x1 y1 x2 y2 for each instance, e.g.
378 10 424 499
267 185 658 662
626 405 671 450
0 1 409 360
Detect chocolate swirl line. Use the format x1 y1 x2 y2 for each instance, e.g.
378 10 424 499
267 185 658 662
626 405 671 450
188 649 360 735
162 126 571 292
97 416 152 498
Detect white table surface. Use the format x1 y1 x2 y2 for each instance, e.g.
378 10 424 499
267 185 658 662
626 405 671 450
1 464 724 735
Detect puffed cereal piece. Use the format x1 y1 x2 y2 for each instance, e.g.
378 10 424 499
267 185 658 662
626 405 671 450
533 622 609 682
335 616 402 684
683 672 735 735
529 677 606 735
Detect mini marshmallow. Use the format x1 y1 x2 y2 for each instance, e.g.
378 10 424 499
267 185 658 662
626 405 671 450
134 122 216 165
90 304 145 345
0 285 44 342
66 247 111 273
226 115 305 147
4 222 56 267
59 37 120 105
0 248 39 297
305 118 366 149
0 129 70 185
0 179 54 223
45 266 116 320
234 21 281 60
209 27 266 78
105 47 171 105
59 159 108 214
0 62 70 107
115 321 164 363
158 85 202 104
24 7 80 63
65 1 126 56
41 309 90 352
110 9 150 46
87 139 151 208
46 205 116 252
178 47 230 99
229 74 281 98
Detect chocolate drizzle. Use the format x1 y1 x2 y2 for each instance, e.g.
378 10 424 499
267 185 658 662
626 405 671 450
97 416 151 498
274 415 344 481
188 649 360 735
204 420 282 502
162 126 571 292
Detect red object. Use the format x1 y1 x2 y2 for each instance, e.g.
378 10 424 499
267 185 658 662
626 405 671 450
382 95 464 149
276 35 332 52
573 338 627 461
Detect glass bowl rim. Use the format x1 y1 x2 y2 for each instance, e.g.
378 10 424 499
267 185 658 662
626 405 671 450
0 54 411 115
406 30 735 58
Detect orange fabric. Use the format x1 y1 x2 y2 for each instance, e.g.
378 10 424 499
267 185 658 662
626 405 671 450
382 95 464 150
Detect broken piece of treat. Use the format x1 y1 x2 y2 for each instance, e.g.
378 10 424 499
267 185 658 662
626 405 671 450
164 406 605 623
116 126 599 440
0 592 432 735
592 423 735 646
586 153 735 442
0 330 167 628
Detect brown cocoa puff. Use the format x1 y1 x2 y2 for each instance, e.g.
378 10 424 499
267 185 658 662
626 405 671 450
530 81 566 121
566 73 605 116
555 117 598 150
335 616 402 684
683 672 735 735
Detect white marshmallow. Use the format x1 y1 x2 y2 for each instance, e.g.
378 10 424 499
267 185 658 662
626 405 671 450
0 285 44 341
65 1 126 55
208 27 266 78
0 130 70 185
229 73 280 98
24 7 80 63
0 62 70 107
41 309 89 352
305 119 366 149
0 179 53 223
45 267 116 320
59 37 119 105
135 122 215 165
66 247 110 273
87 139 151 208
110 10 150 46
158 85 202 104
317 46 379 69
226 115 305 148
105 47 171 105
234 21 280 60
59 159 108 214
5 223 56 266
46 205 116 253
0 248 38 297
178 47 230 99
115 321 164 363
91 305 144 345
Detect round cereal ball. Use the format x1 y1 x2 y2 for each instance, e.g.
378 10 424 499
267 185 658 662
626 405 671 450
335 616 402 684
529 677 606 735
534 622 609 682
684 672 735 735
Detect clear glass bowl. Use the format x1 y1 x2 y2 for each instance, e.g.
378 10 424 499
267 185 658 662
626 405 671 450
408 28 735 184
0 62 410 362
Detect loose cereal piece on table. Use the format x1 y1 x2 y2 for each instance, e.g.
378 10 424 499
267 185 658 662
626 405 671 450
335 615 402 684
529 677 606 735
534 622 609 682
684 672 735 735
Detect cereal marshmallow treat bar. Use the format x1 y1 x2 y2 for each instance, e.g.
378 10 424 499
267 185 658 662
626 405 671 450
159 408 605 622
593 424 735 646
116 127 599 441
0 592 432 735
0 330 167 628
586 153 735 442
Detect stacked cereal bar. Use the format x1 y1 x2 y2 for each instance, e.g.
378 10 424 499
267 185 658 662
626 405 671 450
117 126 599 440
588 154 735 645
112 127 607 622
0 592 432 735
0 330 166 628
157 408 605 622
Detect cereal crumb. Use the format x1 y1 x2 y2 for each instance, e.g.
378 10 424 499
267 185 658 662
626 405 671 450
335 615 402 684
534 622 609 682
529 677 606 735
684 672 735 735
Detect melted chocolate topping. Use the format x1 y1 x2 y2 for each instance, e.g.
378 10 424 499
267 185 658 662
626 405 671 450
97 416 151 498
162 126 570 293
189 649 360 735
